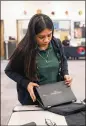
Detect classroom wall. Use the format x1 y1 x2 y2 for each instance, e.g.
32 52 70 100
1 1 85 41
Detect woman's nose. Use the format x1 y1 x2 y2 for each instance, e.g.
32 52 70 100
44 37 49 42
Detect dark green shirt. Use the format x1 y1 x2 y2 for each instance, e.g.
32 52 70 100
36 43 60 85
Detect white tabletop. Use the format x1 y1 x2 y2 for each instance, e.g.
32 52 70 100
13 105 43 111
8 109 67 125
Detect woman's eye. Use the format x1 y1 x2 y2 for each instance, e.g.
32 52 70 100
39 37 44 39
48 34 52 37
38 33 52 39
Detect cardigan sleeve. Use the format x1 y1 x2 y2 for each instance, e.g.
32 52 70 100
4 55 30 89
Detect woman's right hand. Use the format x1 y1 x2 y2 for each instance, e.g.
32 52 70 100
27 82 39 102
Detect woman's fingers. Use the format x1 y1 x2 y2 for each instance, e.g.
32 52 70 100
33 83 39 87
64 75 72 86
27 82 39 102
29 88 36 102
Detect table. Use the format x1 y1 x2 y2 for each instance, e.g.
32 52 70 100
8 81 85 125
8 105 67 125
64 46 86 59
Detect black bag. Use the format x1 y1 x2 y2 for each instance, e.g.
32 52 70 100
48 102 86 116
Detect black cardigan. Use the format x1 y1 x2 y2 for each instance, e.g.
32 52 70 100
4 37 69 105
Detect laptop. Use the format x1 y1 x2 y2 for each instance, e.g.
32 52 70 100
35 81 76 109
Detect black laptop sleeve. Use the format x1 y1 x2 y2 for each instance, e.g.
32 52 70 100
48 102 86 116
65 111 85 126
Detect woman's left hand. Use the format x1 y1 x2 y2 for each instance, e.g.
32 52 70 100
64 75 72 86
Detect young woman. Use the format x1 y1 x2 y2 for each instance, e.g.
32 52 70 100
5 14 72 105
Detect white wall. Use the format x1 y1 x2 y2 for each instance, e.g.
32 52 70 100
1 1 85 41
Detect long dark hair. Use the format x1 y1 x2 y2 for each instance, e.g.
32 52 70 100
9 14 54 81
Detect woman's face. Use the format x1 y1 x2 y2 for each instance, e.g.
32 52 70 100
35 28 52 47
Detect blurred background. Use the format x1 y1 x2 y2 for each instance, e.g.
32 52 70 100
1 1 85 125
